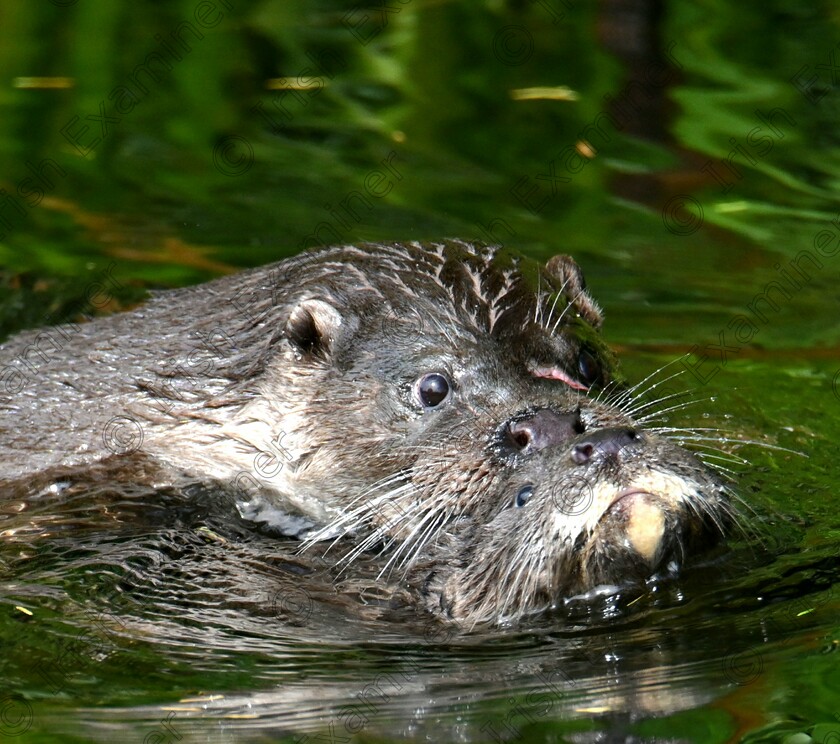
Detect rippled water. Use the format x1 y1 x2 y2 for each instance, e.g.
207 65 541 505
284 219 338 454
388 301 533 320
1 1 839 742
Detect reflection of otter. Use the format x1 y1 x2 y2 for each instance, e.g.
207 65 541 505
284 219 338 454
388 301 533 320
0 240 731 625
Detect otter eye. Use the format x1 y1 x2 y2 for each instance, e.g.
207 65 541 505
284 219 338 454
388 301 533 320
417 372 451 409
577 348 602 387
515 485 534 508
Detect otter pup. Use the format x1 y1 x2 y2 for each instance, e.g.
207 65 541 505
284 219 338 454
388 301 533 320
0 240 730 625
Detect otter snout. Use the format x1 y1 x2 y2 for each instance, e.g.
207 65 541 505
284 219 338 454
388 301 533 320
504 409 644 468
505 408 584 454
570 427 643 465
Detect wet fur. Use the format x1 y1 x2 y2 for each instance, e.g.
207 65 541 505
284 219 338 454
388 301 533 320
0 240 731 625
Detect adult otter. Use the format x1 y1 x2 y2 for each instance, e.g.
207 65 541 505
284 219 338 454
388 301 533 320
0 240 731 625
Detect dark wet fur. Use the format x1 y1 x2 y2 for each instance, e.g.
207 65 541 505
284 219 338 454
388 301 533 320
1 240 732 625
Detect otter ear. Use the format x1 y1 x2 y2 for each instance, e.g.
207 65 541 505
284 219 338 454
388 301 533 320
285 299 345 357
544 255 603 329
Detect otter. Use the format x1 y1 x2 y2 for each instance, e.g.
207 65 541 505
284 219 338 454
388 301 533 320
0 240 731 625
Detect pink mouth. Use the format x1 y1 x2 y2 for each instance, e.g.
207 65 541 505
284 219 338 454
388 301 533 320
607 488 657 514
530 365 589 391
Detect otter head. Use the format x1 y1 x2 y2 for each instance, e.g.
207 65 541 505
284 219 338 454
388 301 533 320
264 240 730 625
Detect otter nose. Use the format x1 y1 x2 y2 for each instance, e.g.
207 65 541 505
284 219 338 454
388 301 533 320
571 427 642 465
507 408 584 453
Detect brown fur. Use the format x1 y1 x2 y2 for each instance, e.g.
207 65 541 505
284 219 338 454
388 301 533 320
0 240 730 625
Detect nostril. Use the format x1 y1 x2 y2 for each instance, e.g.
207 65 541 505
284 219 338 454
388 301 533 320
617 428 642 450
570 426 643 466
505 408 585 455
571 443 594 465
508 422 532 451
573 406 585 435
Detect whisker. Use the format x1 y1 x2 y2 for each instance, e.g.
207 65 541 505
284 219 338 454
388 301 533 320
612 356 689 406
634 398 711 424
652 430 804 457
543 283 569 333
380 502 451 578
551 287 583 335
620 385 699 419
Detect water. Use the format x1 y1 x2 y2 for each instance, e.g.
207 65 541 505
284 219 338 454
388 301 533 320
1 1 839 741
